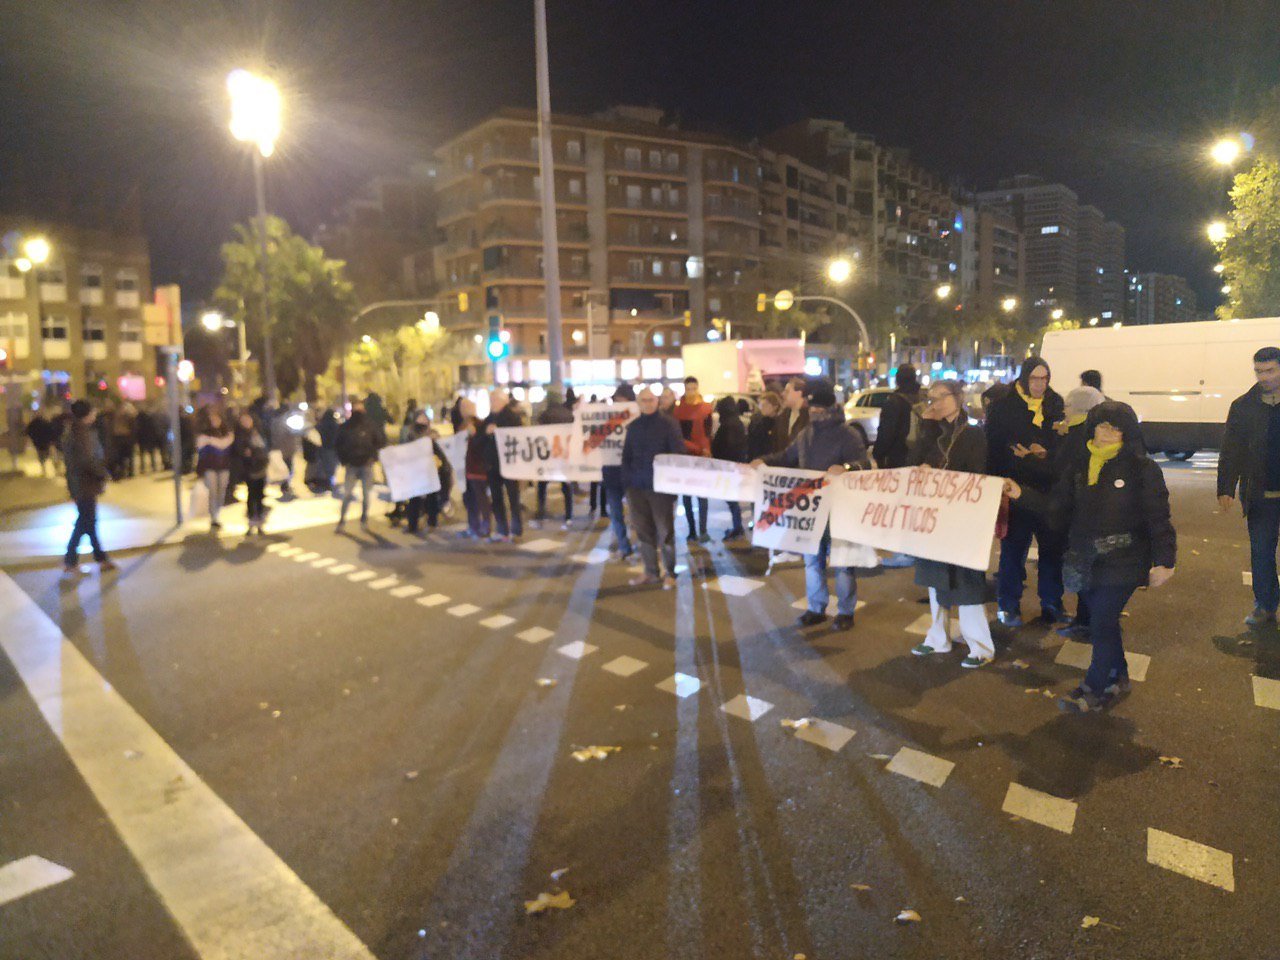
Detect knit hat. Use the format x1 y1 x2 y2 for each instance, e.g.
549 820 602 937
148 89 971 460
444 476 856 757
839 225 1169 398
70 399 92 419
1064 385 1105 420
806 377 837 409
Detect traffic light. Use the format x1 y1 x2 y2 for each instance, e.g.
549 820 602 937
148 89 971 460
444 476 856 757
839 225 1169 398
485 314 509 361
756 293 767 313
458 291 469 313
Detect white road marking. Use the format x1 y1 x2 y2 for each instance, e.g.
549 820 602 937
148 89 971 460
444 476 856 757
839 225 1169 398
389 585 423 599
571 549 611 565
1056 639 1150 681
517 627 554 644
347 570 377 583
0 574 377 958
310 557 336 569
480 614 516 630
703 575 765 597
1252 675 1280 710
656 673 701 698
1243 570 1253 586
0 856 74 907
793 718 855 752
293 551 321 563
447 603 481 618
1002 782 1077 834
519 538 563 554
276 546 303 557
266 542 289 554
326 563 356 576
1147 828 1235 892
556 641 598 660
416 593 450 607
789 597 867 615
601 655 648 677
720 693 773 721
886 747 955 788
367 576 399 590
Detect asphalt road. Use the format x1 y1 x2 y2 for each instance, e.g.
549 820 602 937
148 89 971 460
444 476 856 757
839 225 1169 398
2 453 1278 960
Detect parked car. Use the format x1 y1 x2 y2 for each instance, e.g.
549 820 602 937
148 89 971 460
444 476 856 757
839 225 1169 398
842 387 896 444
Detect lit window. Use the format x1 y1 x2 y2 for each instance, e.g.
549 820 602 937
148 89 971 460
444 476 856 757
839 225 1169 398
83 316 106 342
1040 225 1059 234
41 314 68 340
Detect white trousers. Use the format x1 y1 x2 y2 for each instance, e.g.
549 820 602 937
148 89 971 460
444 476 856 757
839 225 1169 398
923 587 995 660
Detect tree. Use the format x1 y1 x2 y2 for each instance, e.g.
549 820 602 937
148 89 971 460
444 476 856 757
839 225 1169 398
340 325 473 417
212 216 357 403
1214 157 1280 319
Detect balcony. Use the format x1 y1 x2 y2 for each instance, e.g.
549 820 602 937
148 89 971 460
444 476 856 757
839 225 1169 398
482 221 590 245
609 272 689 287
79 287 104 306
486 262 591 283
607 153 685 178
475 141 586 170
704 164 756 188
607 192 685 215
703 197 758 223
609 233 688 251
115 290 139 308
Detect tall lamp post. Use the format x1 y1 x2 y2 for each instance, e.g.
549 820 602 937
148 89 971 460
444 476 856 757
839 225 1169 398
227 69 282 405
9 237 50 429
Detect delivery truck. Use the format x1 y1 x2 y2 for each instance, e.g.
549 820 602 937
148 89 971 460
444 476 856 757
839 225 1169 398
1040 316 1280 458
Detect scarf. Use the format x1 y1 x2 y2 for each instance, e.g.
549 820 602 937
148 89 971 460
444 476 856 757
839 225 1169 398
1067 413 1087 428
1086 439 1122 486
1016 383 1044 427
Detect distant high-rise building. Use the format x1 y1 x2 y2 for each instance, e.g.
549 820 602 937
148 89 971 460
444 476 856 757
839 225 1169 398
1128 272 1197 324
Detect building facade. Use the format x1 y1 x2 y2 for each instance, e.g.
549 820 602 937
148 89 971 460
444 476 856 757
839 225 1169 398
0 218 154 404
1128 272 1197 325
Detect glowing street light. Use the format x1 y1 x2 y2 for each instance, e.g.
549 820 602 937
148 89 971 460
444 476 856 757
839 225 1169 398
1221 284 1232 294
935 283 952 300
1210 137 1243 167
1000 296 1018 313
1213 263 1225 274
417 310 440 334
1089 317 1099 326
1207 220 1230 244
227 69 282 158
1050 308 1065 320
200 310 224 333
826 258 853 284
22 236 51 266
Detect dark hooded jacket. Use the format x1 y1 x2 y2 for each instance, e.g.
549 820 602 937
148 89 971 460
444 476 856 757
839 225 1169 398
984 358 1065 491
710 396 748 463
763 406 869 473
1219 382 1280 514
873 368 922 468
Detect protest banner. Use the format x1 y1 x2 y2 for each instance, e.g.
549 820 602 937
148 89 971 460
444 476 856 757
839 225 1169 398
571 401 639 467
496 424 602 482
437 432 468 495
750 466 832 554
377 437 441 501
829 466 1003 571
653 454 761 503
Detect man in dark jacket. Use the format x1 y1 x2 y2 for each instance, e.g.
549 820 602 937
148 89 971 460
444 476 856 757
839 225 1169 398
985 357 1067 626
533 387 575 529
872 363 921 469
622 387 687 588
602 384 636 560
335 400 386 530
711 395 749 539
62 400 115 575
774 376 810 451
483 389 526 541
1219 345 1280 625
756 378 869 631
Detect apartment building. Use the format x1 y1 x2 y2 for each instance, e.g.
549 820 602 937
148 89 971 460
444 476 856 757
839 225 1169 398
954 203 1024 316
1128 272 1197 325
0 217 154 403
433 106 761 360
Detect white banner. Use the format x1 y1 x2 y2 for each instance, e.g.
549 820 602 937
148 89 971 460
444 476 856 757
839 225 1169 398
653 454 760 502
438 432 468 490
571 402 639 468
829 466 1003 571
751 466 833 554
496 424 602 482
377 437 441 501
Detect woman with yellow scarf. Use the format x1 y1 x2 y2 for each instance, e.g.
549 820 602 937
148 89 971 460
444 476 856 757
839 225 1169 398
1005 401 1176 713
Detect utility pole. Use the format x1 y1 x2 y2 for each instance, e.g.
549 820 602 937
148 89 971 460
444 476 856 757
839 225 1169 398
252 151 276 405
534 0 565 391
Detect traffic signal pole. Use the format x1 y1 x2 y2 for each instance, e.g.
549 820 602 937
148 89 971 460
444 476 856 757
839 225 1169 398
534 0 565 392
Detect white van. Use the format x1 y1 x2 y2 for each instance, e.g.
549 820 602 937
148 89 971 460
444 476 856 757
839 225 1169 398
1040 317 1280 458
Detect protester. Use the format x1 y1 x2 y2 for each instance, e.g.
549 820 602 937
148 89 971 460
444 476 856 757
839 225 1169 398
776 376 810 449
658 388 678 416
1219 345 1280 625
403 412 454 534
1054 385 1107 637
755 378 869 631
673 375 714 544
335 399 385 531
195 410 235 531
1080 369 1103 391
269 406 300 502
462 414 493 539
483 389 525 541
234 411 270 535
1005 400 1176 712
25 409 57 477
135 404 164 473
110 401 137 480
316 406 341 492
602 384 635 561
622 387 687 588
985 357 1067 626
61 399 115 574
710 394 748 541
875 363 924 567
747 391 781 462
533 387 575 530
906 379 995 667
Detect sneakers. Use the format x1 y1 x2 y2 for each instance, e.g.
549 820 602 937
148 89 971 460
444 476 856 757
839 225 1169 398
960 655 991 669
560 521 573 531
98 559 118 572
1056 620 1090 639
62 563 82 579
529 519 544 530
697 532 711 544
996 610 1023 628
1059 685 1114 714
1105 677 1132 697
1245 607 1277 627
796 611 828 627
628 574 660 587
911 642 949 656
661 575 677 590
1039 605 1067 624
832 614 855 631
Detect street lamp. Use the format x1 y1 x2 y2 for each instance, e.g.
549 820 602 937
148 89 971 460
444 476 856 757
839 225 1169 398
417 311 440 334
200 310 223 333
1050 308 1065 320
1210 137 1243 167
1206 220 1229 244
1213 263 1225 274
935 283 952 300
1000 296 1018 313
826 257 854 285
227 68 282 404
22 237 51 267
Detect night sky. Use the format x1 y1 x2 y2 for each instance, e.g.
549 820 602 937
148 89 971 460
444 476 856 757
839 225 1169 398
1 0 1276 307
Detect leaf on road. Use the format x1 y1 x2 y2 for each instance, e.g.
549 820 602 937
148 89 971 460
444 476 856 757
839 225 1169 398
895 909 922 924
780 718 812 730
955 896 966 903
850 883 872 892
258 701 269 710
271 710 282 719
550 867 569 882
1081 916 1100 929
524 890 576 915
404 770 420 781
535 678 558 688
1011 659 1030 669
868 753 892 761
1159 756 1184 769
571 745 621 762
613 704 630 711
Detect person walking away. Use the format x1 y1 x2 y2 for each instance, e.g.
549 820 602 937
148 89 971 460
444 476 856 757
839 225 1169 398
61 400 115 575
134 405 162 473
602 384 635 561
483 389 525 542
462 415 493 538
622 388 687 588
1005 400 1176 712
1053 385 1106 637
1219 346 1280 625
25 409 56 477
533 387 575 530
269 406 300 502
710 395 748 541
907 380 995 667
234 411 270 534
49 403 69 475
673 376 714 544
404 412 454 534
874 364 923 567
111 401 138 480
335 400 384 531
985 357 1067 627
754 378 869 632
195 411 235 531
1080 369 1103 392
316 407 340 493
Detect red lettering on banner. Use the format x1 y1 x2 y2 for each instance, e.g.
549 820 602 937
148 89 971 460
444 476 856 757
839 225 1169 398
582 412 630 453
755 476 825 532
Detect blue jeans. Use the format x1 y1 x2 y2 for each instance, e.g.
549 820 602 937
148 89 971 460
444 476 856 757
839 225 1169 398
804 531 857 616
602 466 631 555
65 496 107 565
1080 582 1137 693
1247 498 1280 613
725 501 744 534
996 502 1064 614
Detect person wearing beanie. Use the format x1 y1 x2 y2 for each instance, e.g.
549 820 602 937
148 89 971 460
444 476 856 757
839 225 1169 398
61 400 115 575
753 377 870 632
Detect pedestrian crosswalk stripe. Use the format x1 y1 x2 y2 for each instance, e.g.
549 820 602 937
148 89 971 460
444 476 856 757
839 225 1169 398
1002 782 1077 834
519 538 563 554
792 718 855 751
0 856 74 907
327 563 356 576
703 575 765 597
347 571 377 583
556 640 598 660
310 557 336 569
1147 828 1235 892
416 593 450 607
266 542 289 554
389 585 423 599
656 673 701 698
1055 639 1150 681
602 655 648 677
277 546 303 558
480 614 516 630
1243 570 1253 586
720 693 773 721
367 576 399 590
293 551 321 563
886 747 955 788
1252 675 1280 710
518 627 554 644
571 549 611 565
447 603 480 617
789 597 867 615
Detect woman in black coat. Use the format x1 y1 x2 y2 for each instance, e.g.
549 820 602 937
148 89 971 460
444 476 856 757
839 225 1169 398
746 392 781 461
1006 400 1176 713
907 379 995 667
711 395 749 540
